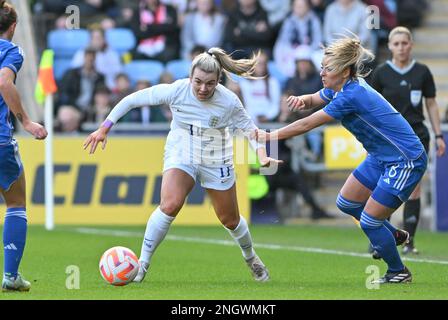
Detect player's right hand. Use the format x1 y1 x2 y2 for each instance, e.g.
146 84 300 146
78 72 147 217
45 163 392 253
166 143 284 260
24 121 48 140
287 95 306 112
83 128 108 154
255 129 270 143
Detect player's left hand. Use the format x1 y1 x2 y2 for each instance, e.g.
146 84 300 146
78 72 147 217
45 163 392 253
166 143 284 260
436 137 446 157
83 128 108 154
259 156 284 167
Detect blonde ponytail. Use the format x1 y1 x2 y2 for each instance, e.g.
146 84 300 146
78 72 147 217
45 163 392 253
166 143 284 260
190 48 262 81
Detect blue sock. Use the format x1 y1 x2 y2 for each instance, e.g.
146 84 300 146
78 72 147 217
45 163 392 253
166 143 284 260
3 207 27 279
336 194 398 234
360 211 404 272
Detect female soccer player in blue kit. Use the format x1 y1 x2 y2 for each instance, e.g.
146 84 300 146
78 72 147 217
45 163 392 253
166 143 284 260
0 1 48 292
371 26 446 255
256 37 427 284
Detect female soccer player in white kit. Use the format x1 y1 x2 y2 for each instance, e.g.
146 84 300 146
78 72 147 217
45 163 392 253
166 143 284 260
84 47 282 283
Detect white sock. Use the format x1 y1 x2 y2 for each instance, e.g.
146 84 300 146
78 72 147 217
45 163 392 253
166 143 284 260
225 215 255 260
140 207 175 265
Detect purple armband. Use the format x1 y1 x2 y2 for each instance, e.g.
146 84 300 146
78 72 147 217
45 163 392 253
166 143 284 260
102 119 114 129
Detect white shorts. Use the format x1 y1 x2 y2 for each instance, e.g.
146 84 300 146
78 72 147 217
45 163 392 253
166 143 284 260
163 128 235 190
163 158 235 191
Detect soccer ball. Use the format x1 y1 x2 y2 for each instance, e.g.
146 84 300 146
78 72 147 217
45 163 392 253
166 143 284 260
99 246 139 286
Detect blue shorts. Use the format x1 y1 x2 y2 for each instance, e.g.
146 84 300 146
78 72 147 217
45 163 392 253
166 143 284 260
353 152 428 209
0 140 23 191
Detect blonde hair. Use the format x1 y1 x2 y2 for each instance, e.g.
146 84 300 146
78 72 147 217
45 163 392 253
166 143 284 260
388 26 413 42
190 47 261 81
323 36 375 78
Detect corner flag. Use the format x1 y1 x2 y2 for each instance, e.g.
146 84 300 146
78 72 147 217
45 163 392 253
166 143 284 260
34 49 57 104
34 49 58 230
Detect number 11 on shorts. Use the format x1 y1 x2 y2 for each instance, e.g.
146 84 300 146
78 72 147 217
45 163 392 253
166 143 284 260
220 167 230 178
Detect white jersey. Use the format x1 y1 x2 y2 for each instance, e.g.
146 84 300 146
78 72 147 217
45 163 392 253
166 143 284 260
107 79 261 167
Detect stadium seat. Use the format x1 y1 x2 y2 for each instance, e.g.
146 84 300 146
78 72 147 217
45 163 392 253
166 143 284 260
268 61 289 90
53 58 73 81
105 28 136 56
123 60 165 86
47 29 90 58
165 59 190 80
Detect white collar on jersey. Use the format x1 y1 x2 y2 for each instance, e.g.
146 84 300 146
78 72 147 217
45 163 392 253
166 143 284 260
386 59 416 75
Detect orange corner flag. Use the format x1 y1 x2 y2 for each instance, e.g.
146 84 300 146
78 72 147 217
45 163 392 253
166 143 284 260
35 49 57 105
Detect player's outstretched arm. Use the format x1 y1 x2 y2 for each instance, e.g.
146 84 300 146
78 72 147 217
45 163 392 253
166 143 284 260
83 86 160 154
287 92 326 112
0 67 47 140
256 110 334 142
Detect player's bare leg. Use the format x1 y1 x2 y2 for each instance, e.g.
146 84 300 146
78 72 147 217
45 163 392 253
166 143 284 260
207 184 269 282
339 173 372 203
134 169 195 283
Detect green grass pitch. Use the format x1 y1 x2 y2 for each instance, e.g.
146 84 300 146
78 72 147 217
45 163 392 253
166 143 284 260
1 224 448 300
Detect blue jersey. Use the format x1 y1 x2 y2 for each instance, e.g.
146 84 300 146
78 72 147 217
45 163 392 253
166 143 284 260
320 78 424 163
0 39 24 144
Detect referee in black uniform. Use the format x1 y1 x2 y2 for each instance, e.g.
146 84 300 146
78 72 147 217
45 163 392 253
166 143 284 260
370 26 446 254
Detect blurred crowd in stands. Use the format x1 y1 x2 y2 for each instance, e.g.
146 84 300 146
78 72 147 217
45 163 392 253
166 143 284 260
27 0 418 130
28 0 438 161
27 0 438 220
29 0 433 139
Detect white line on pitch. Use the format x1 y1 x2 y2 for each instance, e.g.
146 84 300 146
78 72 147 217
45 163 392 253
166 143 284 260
74 227 448 266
